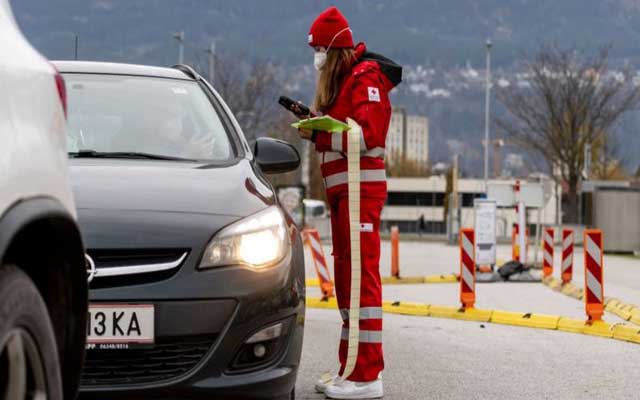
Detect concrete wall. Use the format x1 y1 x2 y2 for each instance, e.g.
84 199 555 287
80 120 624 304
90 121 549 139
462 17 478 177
593 188 640 252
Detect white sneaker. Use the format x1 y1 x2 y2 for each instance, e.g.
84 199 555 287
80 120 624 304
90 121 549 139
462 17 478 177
315 373 342 393
325 377 384 399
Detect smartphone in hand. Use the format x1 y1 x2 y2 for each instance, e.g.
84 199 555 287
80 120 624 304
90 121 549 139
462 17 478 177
279 96 315 119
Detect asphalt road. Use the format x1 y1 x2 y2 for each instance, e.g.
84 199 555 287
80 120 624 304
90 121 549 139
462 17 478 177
299 240 640 399
297 308 640 399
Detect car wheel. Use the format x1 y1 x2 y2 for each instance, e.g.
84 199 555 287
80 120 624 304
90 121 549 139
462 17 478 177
0 265 62 400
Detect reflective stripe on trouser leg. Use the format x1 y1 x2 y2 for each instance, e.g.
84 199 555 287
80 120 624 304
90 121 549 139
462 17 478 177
341 328 382 343
324 169 386 189
332 195 385 382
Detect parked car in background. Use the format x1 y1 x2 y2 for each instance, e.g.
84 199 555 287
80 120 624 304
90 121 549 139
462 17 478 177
55 60 305 400
0 1 88 399
303 199 331 239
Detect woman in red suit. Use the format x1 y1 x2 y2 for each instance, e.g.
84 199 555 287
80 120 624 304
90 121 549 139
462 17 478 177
297 6 402 399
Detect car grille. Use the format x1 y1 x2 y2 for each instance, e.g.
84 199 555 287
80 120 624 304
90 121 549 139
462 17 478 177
80 335 215 387
86 248 189 289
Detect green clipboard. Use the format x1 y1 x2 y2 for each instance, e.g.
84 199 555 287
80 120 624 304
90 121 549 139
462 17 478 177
291 116 350 133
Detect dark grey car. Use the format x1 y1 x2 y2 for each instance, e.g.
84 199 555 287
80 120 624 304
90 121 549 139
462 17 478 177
54 61 305 399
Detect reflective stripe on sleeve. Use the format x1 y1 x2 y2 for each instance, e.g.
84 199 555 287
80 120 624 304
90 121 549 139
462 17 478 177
363 147 385 158
323 151 345 163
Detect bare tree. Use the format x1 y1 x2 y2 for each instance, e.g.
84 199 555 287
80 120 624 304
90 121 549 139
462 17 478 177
495 45 640 223
192 51 283 142
385 149 431 177
590 133 628 180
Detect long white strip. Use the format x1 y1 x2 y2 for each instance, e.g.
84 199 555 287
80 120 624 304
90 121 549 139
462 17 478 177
343 118 362 379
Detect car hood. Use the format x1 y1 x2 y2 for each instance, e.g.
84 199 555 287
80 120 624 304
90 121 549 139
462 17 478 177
70 158 275 217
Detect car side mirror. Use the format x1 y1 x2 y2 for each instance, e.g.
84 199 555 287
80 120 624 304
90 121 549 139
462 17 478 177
253 137 300 174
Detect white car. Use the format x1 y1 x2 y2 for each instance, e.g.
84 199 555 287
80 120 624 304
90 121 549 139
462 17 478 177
0 1 88 399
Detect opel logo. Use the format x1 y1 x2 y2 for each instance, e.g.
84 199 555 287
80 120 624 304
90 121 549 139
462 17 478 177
85 254 96 283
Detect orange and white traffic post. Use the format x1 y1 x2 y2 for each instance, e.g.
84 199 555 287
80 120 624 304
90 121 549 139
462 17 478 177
302 229 334 299
584 229 604 322
511 223 529 261
460 228 476 309
561 228 574 284
542 227 554 277
390 225 400 278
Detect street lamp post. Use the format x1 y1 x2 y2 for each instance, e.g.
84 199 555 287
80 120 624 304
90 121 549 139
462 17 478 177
173 31 185 64
483 39 492 192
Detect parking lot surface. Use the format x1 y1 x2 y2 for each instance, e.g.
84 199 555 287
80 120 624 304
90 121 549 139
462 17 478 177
300 240 640 399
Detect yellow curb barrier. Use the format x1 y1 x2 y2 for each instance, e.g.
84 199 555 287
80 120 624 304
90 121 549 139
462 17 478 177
424 274 459 283
382 301 430 316
382 276 425 284
557 317 586 334
306 296 338 310
492 310 559 330
542 279 640 325
307 297 640 345
306 278 320 287
610 302 637 321
611 324 640 343
451 307 493 322
306 274 459 288
548 280 562 291
582 321 614 338
558 318 613 337
631 310 640 326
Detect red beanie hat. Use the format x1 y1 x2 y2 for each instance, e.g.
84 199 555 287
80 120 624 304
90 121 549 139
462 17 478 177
308 6 354 49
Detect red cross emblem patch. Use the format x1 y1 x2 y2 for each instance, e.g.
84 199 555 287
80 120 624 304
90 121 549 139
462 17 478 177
367 87 380 102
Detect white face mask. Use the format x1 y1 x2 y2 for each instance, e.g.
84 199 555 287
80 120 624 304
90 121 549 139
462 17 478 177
312 26 352 71
314 51 327 71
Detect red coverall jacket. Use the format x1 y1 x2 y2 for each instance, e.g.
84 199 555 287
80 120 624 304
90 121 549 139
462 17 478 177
313 42 400 201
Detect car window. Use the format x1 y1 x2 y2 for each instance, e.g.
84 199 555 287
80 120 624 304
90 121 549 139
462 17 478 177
64 74 233 161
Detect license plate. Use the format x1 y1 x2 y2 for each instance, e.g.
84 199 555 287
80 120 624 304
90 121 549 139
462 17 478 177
87 304 154 349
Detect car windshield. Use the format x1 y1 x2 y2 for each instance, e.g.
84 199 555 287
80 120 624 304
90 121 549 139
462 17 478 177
64 74 233 161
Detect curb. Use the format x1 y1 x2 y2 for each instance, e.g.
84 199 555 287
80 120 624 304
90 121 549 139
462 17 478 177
305 274 459 287
541 277 640 326
306 297 640 345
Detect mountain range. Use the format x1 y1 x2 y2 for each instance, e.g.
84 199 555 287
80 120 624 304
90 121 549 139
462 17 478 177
12 0 640 175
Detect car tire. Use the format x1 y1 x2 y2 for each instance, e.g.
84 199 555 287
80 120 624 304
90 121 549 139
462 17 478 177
0 265 63 400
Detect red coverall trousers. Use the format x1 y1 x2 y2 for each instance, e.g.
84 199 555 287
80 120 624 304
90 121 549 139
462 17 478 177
329 191 385 382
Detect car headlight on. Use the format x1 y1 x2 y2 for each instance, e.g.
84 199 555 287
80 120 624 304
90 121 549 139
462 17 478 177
199 206 289 269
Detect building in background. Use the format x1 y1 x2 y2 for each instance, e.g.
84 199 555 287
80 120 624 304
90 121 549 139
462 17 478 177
386 107 429 167
382 176 560 236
